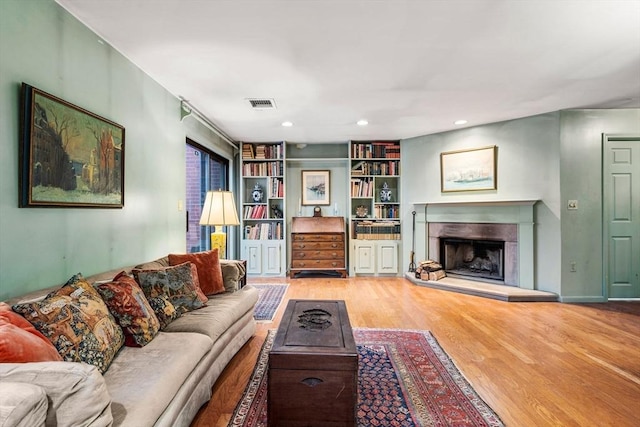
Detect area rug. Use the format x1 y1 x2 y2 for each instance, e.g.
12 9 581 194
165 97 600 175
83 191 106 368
228 328 504 427
251 284 288 322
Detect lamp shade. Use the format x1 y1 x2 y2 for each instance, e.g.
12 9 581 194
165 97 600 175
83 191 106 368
199 190 240 226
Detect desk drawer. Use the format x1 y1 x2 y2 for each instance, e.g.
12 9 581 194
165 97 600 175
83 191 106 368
291 259 346 269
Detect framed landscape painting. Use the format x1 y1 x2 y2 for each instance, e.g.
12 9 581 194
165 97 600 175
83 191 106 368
19 83 125 208
440 145 497 193
301 170 330 205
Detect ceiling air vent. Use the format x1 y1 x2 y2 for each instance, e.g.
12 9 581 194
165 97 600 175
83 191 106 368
248 98 276 109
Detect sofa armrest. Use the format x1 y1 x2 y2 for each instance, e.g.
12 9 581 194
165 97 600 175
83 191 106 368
0 382 47 427
0 362 113 427
220 259 247 292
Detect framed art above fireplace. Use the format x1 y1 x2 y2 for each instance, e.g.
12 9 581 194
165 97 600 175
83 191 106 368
440 145 497 193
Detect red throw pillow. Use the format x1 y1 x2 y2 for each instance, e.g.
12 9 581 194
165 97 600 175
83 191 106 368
168 249 225 295
95 272 162 347
0 302 63 362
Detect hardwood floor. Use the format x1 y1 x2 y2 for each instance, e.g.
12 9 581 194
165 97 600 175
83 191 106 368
191 277 640 427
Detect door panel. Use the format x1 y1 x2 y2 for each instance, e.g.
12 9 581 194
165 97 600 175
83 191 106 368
604 136 640 298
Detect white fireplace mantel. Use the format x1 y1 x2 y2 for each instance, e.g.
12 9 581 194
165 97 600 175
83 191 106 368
413 200 540 290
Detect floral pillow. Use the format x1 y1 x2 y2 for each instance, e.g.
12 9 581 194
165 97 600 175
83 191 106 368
168 249 225 295
95 272 161 347
145 293 181 330
12 274 125 373
0 302 62 362
133 261 206 315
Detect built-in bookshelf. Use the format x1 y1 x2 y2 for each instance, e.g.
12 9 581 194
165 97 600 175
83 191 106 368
240 142 286 276
349 140 401 276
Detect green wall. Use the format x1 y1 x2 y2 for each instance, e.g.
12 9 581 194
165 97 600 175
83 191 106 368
401 110 639 301
559 109 640 302
0 0 234 300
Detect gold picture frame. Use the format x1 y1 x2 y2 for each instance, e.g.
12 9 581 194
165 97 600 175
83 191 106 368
440 145 497 193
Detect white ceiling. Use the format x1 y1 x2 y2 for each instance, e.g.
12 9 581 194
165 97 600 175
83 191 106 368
56 0 640 143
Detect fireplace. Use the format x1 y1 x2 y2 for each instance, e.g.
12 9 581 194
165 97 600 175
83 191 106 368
429 222 518 286
421 200 538 289
441 238 505 281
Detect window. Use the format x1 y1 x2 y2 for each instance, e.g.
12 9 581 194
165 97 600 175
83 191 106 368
185 139 230 253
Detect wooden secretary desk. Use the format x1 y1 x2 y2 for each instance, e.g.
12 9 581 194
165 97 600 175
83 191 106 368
290 216 347 278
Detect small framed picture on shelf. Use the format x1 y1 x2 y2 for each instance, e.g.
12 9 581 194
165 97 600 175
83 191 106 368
301 170 330 205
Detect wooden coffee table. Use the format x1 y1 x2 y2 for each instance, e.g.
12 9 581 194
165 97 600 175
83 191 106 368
268 299 358 427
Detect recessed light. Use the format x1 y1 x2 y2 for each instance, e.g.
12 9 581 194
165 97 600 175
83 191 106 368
357 119 368 126
454 119 468 125
281 121 293 127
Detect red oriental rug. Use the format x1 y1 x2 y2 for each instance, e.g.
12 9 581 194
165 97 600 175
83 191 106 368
228 328 504 427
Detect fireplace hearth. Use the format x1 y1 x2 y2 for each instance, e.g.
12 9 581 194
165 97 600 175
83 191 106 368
441 238 505 282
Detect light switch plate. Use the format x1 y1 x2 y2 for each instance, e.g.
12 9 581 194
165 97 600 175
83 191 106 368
568 200 578 210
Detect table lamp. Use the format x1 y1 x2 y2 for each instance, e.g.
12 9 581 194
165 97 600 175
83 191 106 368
199 190 240 258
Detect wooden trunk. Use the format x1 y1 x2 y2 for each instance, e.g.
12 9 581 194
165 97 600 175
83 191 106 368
268 300 358 427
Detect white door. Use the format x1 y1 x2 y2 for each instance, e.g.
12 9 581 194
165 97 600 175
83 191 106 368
353 241 375 273
264 241 283 275
243 241 262 275
377 241 399 273
603 135 640 298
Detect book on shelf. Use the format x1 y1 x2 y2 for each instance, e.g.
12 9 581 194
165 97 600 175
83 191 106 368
244 222 282 240
354 221 401 240
352 141 400 159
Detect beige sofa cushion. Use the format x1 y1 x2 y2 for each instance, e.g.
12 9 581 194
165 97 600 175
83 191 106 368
162 286 259 341
103 331 212 427
0 361 113 427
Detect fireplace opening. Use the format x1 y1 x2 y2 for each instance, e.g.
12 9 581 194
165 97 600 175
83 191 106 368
441 238 505 282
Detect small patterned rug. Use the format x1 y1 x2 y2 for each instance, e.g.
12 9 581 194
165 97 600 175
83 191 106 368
228 328 504 427
251 284 288 322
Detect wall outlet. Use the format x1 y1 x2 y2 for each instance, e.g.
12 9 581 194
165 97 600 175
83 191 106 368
568 200 578 210
570 261 577 272
178 200 184 211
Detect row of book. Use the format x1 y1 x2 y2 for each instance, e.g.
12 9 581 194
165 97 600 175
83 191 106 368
351 142 400 159
244 222 282 240
351 160 399 175
243 204 267 219
373 204 400 219
350 178 374 197
242 161 283 177
270 178 284 198
353 221 401 240
242 144 283 160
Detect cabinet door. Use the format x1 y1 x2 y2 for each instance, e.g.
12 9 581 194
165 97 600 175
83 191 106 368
377 241 399 273
243 241 262 274
353 241 375 273
264 241 282 275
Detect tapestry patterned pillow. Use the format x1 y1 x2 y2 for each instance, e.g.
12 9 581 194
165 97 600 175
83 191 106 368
145 293 181 330
0 302 63 362
95 272 161 347
12 274 125 373
168 249 225 295
133 261 206 315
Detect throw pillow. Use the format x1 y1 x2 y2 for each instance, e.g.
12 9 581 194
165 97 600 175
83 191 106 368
168 249 225 295
133 261 206 314
11 274 125 373
95 272 161 347
145 293 181 330
0 302 62 362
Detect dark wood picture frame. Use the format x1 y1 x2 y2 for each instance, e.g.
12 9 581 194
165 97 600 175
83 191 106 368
19 83 125 208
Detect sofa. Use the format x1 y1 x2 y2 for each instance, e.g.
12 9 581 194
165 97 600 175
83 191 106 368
0 253 259 427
